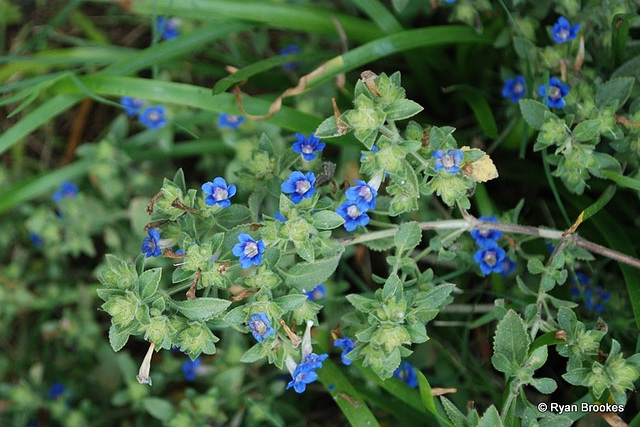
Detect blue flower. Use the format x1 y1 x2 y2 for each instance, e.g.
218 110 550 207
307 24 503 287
501 75 526 103
433 149 463 174
182 357 201 381
138 105 167 130
29 232 44 248
281 171 316 204
157 17 180 40
292 133 326 161
444 0 456 3
473 246 506 275
552 16 580 43
470 216 502 248
232 234 265 268
500 257 517 277
393 361 418 388
218 113 246 129
274 211 286 222
279 44 302 69
336 200 370 232
248 312 275 342
47 383 65 399
286 362 318 393
142 229 162 258
201 177 236 208
53 181 78 203
120 96 144 117
345 180 377 211
538 77 570 109
334 336 355 365
303 353 329 370
304 284 327 301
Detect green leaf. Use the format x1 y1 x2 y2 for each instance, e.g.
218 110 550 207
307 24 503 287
142 397 175 421
314 115 343 139
596 77 635 110
491 353 517 376
530 378 557 394
274 294 308 311
346 294 375 312
391 0 410 14
417 371 454 426
282 248 344 290
384 99 424 121
492 310 530 374
173 298 232 321
572 120 601 142
311 210 345 229
216 205 251 228
240 344 265 363
478 406 502 427
394 221 422 255
519 99 550 131
108 324 130 352
527 258 545 274
444 85 498 138
137 268 162 300
440 396 468 427
513 36 537 59
294 238 315 263
601 170 640 192
612 13 639 67
412 283 455 310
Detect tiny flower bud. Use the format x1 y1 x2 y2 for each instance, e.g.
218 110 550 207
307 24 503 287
136 342 156 386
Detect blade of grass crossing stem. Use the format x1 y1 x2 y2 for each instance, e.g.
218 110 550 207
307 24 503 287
357 365 430 416
0 159 92 214
601 170 640 192
122 0 385 43
566 186 616 234
443 85 498 138
0 22 252 156
315 360 381 427
212 52 329 95
541 149 571 227
563 193 640 329
417 371 454 426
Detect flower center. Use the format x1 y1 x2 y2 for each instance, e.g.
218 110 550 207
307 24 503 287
251 320 267 335
149 112 159 122
244 241 258 258
442 153 456 169
483 250 497 267
295 179 311 195
213 187 228 201
548 86 561 100
479 229 491 237
557 29 569 41
227 115 239 123
513 83 523 94
347 205 361 219
301 143 314 154
358 186 373 202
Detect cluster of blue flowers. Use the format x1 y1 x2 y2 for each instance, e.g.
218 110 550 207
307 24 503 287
501 16 578 108
393 361 418 388
333 336 355 366
292 133 326 161
432 149 464 174
286 352 329 393
120 97 167 130
157 17 180 40
471 216 514 276
218 113 246 129
53 181 78 204
335 180 377 232
247 312 275 342
304 283 326 301
279 44 302 70
570 272 610 313
202 177 236 208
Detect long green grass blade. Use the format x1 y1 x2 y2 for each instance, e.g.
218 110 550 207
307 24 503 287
443 84 498 138
349 0 404 34
0 159 91 213
316 360 381 427
601 170 640 192
103 0 386 43
0 22 252 156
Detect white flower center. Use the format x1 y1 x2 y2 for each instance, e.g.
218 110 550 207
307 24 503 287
358 186 373 202
252 320 266 335
301 143 314 154
557 29 569 41
227 115 239 123
295 179 311 195
149 112 159 122
483 250 497 266
244 241 258 258
442 153 456 168
213 187 228 201
548 86 561 100
347 205 361 219
513 83 523 94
